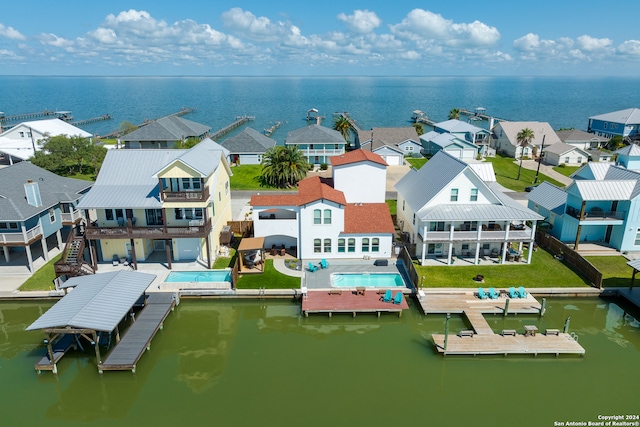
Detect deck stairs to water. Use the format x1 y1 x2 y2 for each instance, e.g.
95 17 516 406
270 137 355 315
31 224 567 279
54 231 95 277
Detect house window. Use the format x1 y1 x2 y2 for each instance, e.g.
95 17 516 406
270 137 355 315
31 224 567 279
413 213 415 225
174 208 184 220
0 223 6 229
324 239 331 253
115 209 124 220
194 208 203 219
482 243 490 250
372 238 380 252
314 209 321 224
192 179 201 190
429 222 445 232
402 200 405 211
577 157 582 163
450 189 458 202
470 188 478 202
565 157 570 164
338 238 345 253
105 209 114 221
635 229 640 245
225 181 229 196
347 238 355 253
462 244 469 251
49 208 55 223
314 239 322 253
362 238 370 252
406 146 413 151
324 209 332 225
19 131 24 137
604 123 608 129
182 178 191 190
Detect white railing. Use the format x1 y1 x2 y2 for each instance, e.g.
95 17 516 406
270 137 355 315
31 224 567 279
60 209 83 224
300 148 345 156
419 227 533 242
0 224 42 244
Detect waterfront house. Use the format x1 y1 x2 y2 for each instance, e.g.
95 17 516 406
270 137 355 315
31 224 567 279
491 121 561 159
120 116 211 149
542 142 590 166
420 131 479 161
285 124 346 165
0 162 92 272
251 149 394 260
586 150 614 163
220 127 275 165
614 144 640 170
556 129 608 151
588 108 640 139
356 127 421 165
0 118 92 164
75 139 232 269
396 150 542 266
529 162 640 252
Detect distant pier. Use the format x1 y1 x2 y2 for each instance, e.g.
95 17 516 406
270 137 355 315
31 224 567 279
210 115 255 140
264 121 281 137
459 108 507 130
336 112 363 132
71 114 113 127
0 109 73 123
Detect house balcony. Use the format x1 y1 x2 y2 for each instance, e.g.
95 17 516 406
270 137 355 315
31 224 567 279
0 224 43 246
85 218 212 240
61 209 84 225
566 206 625 224
299 148 345 156
418 226 533 243
160 186 210 203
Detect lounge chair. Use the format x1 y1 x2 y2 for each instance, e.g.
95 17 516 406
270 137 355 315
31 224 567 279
112 254 119 266
117 217 125 227
488 287 499 299
393 292 403 305
508 287 518 299
308 262 318 272
320 259 329 269
518 286 528 298
382 289 392 302
477 287 488 299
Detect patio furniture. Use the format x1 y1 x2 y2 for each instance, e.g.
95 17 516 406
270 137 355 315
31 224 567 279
545 329 560 336
131 217 136 226
524 325 538 336
382 289 393 302
308 262 318 272
279 245 286 256
459 330 474 337
356 286 366 295
112 254 119 266
508 287 518 299
117 217 125 227
329 289 342 295
270 245 277 256
501 329 516 336
477 287 488 299
320 259 329 269
488 287 499 299
374 259 388 266
517 286 528 298
393 292 403 305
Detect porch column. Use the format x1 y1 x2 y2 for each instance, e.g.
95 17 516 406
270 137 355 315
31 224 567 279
475 223 482 264
205 235 211 269
56 229 63 249
2 246 9 263
527 221 537 264
501 225 510 264
40 237 49 262
165 239 172 269
474 242 480 264
90 239 98 271
26 245 34 272
130 239 138 270
93 331 102 366
447 223 454 265
574 201 587 250
421 224 427 266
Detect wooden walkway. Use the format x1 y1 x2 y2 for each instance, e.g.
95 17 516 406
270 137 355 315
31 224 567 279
35 334 76 374
302 289 409 317
417 290 585 356
98 292 178 373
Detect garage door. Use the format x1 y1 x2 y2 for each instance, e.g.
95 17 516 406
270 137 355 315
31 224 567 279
384 155 401 165
462 149 476 160
446 148 463 159
176 238 201 260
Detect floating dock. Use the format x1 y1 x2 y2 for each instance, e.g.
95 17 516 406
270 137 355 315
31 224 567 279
98 292 178 373
301 289 409 317
417 290 585 356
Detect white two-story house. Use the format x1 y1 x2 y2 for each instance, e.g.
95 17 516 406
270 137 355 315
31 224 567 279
251 149 394 260
396 151 542 266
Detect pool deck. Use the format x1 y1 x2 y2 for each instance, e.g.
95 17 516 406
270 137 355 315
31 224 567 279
302 289 409 317
303 259 407 290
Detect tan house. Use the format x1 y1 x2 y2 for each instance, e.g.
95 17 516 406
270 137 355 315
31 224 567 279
492 121 561 159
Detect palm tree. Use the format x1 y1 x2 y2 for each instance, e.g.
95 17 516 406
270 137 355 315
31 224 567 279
448 108 460 120
516 127 535 180
261 145 311 188
333 116 352 143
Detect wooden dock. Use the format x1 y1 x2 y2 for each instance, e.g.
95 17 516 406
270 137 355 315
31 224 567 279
416 290 585 356
301 289 409 317
35 334 76 374
0 109 71 123
71 114 112 126
209 115 254 140
98 292 178 373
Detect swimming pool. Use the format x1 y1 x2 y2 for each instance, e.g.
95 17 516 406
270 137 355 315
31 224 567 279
164 270 231 283
331 273 405 288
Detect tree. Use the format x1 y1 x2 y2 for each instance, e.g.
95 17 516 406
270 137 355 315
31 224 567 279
606 135 624 151
448 108 460 120
412 123 424 136
31 135 107 177
333 116 352 143
260 145 310 188
516 128 535 180
119 121 138 136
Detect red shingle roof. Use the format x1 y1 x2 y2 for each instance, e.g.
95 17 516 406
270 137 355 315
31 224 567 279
344 203 395 234
251 176 346 207
330 149 388 167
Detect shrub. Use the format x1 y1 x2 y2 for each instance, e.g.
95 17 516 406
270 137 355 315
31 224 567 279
320 163 328 170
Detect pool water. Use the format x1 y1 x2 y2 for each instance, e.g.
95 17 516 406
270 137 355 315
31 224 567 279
164 270 231 283
331 272 405 287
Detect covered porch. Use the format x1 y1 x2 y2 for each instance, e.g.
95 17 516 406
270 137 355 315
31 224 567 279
237 237 265 274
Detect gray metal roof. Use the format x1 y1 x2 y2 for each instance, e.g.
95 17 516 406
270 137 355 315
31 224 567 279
615 144 640 157
570 163 612 180
26 271 156 332
418 203 543 221
568 180 636 201
0 162 92 221
590 108 640 125
468 163 496 182
420 131 476 149
544 142 589 156
357 127 419 151
121 116 211 142
285 124 346 145
556 129 608 143
171 138 224 177
627 258 640 271
526 182 568 213
220 128 275 154
434 119 489 135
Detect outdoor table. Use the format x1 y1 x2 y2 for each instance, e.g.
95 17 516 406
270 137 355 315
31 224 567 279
356 286 366 295
524 325 538 336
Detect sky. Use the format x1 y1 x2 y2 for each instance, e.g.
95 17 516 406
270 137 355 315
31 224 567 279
1 0 640 76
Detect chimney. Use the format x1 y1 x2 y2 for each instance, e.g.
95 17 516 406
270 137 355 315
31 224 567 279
24 180 42 207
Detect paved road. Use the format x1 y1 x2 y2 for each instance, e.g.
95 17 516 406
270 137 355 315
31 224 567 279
519 159 573 186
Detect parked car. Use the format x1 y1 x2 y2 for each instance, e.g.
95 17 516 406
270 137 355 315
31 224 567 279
525 184 539 192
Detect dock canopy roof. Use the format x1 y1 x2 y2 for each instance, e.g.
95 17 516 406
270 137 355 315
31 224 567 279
27 271 156 332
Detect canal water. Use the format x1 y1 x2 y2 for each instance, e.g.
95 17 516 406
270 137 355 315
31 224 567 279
1 297 638 426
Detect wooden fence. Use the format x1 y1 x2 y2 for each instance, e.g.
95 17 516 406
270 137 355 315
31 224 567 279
535 230 603 288
227 220 253 237
398 246 420 289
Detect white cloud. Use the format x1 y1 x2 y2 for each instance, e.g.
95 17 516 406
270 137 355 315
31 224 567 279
39 33 74 48
337 10 381 34
0 24 25 40
222 7 290 42
577 35 612 51
617 40 640 56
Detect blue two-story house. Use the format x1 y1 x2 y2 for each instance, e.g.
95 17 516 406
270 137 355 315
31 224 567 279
0 162 92 272
588 108 640 139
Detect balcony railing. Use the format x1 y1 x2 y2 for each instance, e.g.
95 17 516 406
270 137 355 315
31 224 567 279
566 206 624 221
0 224 42 245
60 209 83 225
85 218 212 239
161 186 210 202
300 148 345 156
418 227 533 242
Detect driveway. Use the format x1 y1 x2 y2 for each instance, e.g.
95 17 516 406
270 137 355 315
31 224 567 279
519 160 573 186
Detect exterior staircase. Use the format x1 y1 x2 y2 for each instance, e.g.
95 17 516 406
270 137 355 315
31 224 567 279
54 227 95 278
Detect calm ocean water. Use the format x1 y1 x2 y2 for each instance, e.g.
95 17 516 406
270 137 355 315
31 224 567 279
1 76 638 143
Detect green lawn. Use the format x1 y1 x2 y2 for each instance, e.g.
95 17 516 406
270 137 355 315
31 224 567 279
19 254 62 291
584 256 634 288
235 259 301 289
386 200 397 215
415 248 590 288
486 154 565 191
229 165 297 191
553 165 580 177
406 158 428 169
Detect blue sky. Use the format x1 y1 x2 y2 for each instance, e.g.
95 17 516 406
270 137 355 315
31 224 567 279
1 0 639 76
